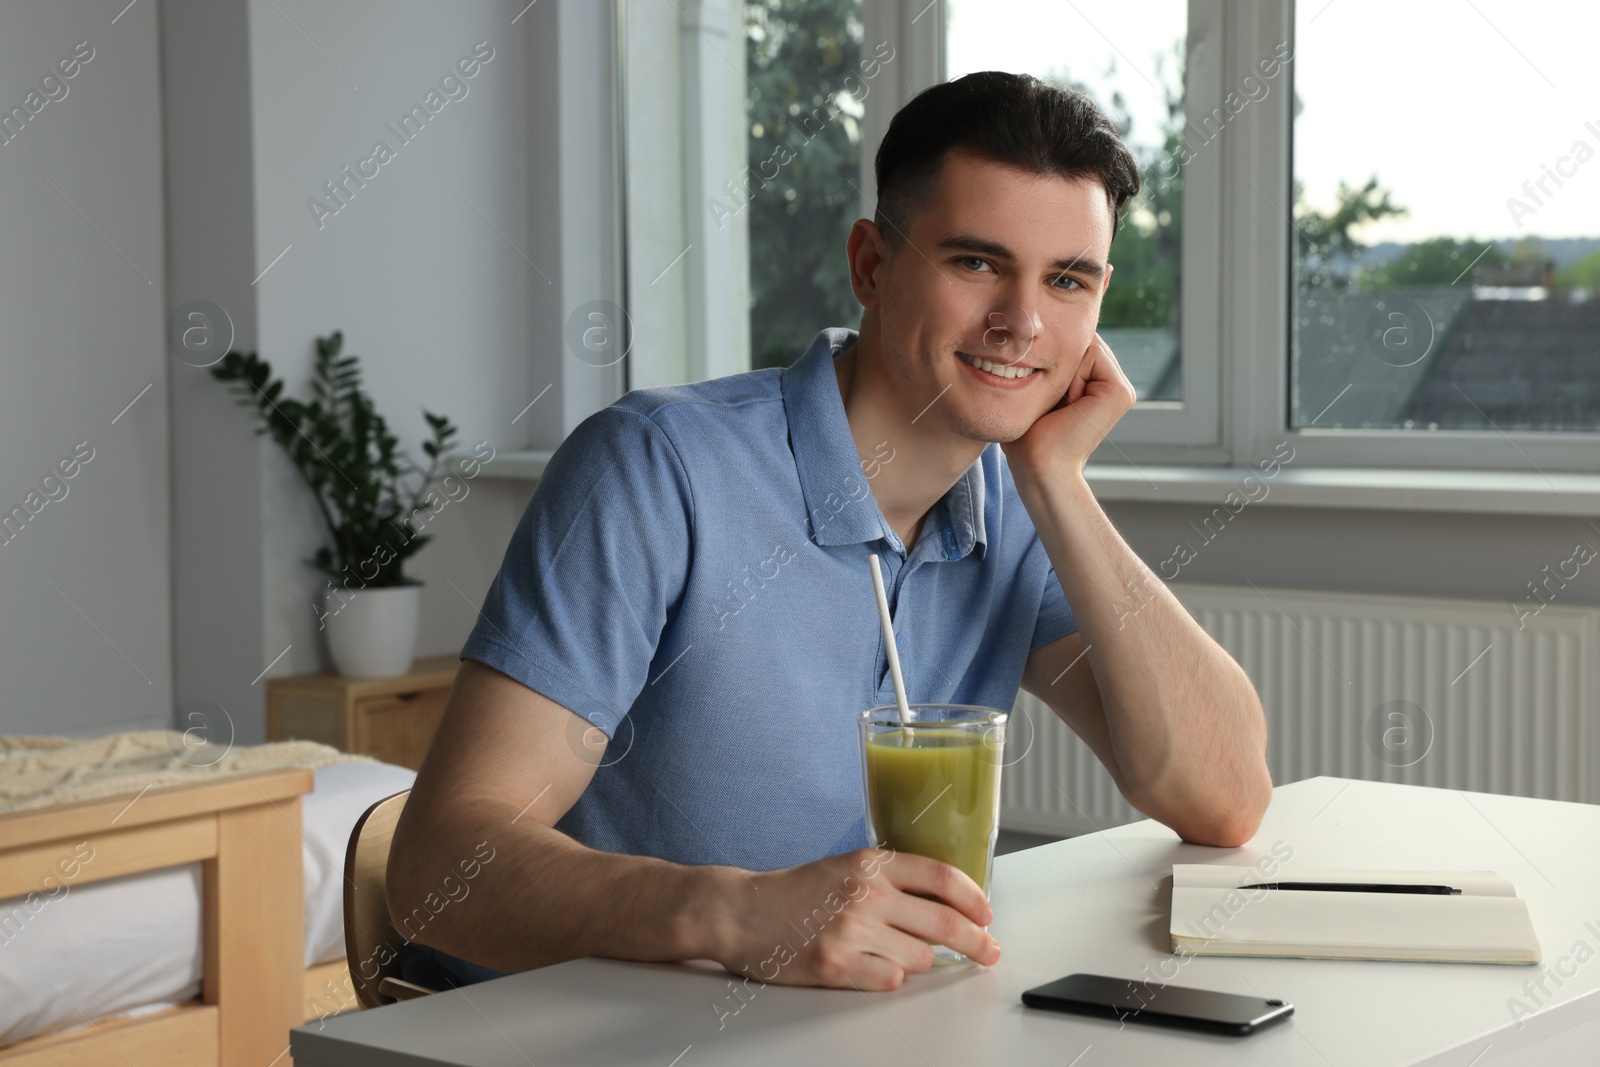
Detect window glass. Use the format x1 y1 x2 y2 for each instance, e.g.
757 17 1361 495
744 0 867 369
1292 0 1600 432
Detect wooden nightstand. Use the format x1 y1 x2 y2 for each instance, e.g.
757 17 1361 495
265 655 460 770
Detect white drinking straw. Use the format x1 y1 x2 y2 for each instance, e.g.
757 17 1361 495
867 553 911 728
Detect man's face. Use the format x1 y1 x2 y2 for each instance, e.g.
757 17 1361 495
869 147 1115 444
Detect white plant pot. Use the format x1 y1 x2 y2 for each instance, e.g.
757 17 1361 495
323 583 422 679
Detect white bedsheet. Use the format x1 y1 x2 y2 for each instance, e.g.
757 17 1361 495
0 760 416 1047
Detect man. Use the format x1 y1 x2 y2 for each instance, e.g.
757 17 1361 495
389 71 1271 994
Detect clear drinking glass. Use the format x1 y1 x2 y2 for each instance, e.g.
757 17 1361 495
858 703 1008 966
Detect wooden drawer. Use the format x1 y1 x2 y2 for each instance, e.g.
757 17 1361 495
265 654 458 768
352 689 449 770
268 692 347 749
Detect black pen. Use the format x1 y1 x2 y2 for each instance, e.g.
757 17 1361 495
1238 881 1461 895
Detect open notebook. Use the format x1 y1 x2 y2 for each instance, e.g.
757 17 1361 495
1170 866 1541 964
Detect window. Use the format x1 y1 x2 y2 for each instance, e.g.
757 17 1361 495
619 0 1220 450
613 1 1599 477
1291 0 1600 436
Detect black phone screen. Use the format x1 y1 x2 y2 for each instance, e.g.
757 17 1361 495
1021 973 1294 1036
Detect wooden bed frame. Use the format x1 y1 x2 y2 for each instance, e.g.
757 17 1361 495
0 769 357 1066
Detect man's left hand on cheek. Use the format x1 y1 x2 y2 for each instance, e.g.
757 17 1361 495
1001 331 1138 484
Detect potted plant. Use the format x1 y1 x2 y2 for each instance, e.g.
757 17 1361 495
211 331 458 678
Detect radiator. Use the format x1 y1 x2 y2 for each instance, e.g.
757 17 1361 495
1000 582 1600 837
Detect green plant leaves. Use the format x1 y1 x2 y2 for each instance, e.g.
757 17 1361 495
208 331 462 588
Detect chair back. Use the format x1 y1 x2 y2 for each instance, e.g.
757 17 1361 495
343 789 412 1008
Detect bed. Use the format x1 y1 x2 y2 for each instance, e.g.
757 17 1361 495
0 736 416 1065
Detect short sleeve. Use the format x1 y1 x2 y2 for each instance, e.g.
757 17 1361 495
459 405 693 737
1030 557 1079 650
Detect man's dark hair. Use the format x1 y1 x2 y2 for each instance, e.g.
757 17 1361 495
873 71 1141 248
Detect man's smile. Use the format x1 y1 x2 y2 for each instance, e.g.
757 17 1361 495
956 349 1042 386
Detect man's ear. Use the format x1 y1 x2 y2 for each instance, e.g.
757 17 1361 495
845 218 890 309
1101 260 1114 296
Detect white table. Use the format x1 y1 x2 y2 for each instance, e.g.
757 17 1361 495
291 777 1600 1066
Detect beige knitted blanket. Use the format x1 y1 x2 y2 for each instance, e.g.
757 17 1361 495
0 731 374 815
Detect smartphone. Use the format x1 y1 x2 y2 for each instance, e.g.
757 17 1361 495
1021 973 1293 1036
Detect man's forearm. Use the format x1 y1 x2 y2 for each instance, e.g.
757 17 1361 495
387 798 739 974
1015 470 1271 844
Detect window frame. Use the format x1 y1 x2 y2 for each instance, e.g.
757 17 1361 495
616 0 752 394
1088 0 1227 453
1223 0 1600 475
860 1 1228 454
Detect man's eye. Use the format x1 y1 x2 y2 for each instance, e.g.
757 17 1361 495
1052 273 1084 291
959 256 991 273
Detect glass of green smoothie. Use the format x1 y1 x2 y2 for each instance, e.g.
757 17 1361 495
857 703 1008 966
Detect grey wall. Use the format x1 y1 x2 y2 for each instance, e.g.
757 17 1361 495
1102 501 1600 617
0 0 539 742
164 0 267 748
0 1 173 736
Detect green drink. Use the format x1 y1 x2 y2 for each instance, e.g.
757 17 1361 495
858 704 1008 965
864 727 1001 890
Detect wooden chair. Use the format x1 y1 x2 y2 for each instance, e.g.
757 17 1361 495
342 789 435 1007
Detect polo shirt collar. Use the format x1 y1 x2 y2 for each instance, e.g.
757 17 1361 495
781 327 987 559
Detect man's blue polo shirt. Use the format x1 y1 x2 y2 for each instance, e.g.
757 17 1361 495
460 326 1078 873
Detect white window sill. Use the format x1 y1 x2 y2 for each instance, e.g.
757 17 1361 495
481 449 555 480
483 449 1600 517
1084 464 1600 517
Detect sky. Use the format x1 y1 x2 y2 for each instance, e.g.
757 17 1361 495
944 0 1600 243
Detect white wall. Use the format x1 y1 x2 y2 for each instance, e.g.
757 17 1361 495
246 0 536 699
0 1 172 736
164 0 561 743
